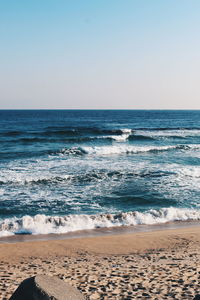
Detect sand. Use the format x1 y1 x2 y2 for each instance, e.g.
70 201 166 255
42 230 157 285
1 225 200 299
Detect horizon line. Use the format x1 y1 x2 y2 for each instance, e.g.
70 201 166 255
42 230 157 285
0 108 200 111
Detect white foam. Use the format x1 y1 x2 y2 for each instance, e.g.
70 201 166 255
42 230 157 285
178 166 200 178
81 144 192 156
1 207 200 237
137 129 200 138
0 173 73 185
104 134 130 142
121 128 132 134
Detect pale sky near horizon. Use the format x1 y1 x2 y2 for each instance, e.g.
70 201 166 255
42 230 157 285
0 0 200 109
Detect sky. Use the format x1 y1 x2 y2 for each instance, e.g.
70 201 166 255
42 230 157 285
0 0 200 109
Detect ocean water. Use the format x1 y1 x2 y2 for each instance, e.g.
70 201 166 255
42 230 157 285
0 110 200 237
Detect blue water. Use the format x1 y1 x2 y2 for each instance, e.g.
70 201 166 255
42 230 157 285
0 110 200 236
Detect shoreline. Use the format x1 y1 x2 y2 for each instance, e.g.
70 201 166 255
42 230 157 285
1 225 200 299
1 219 200 244
1 224 200 259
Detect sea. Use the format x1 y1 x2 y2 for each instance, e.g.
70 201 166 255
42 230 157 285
0 109 200 237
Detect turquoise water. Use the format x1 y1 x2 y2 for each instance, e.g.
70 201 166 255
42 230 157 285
0 110 200 236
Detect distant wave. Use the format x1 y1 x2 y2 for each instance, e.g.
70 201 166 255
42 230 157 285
1 128 200 145
3 135 129 144
56 144 200 157
135 127 200 131
1 207 200 237
0 127 133 138
0 128 134 145
43 127 133 137
136 129 200 139
42 126 200 132
1 134 194 145
1 127 200 136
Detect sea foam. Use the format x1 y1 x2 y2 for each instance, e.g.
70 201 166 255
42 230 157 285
80 144 200 156
1 207 200 237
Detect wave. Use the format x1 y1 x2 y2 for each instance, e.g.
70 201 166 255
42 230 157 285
1 127 200 139
0 169 174 186
57 147 87 156
136 129 200 139
135 127 200 131
111 129 200 141
2 165 200 187
2 128 200 145
45 126 200 132
65 129 132 142
1 207 200 237
57 144 200 156
101 134 131 142
0 134 188 145
0 128 134 145
55 144 200 157
43 127 133 137
3 133 195 145
4 134 193 146
2 135 131 145
0 170 177 185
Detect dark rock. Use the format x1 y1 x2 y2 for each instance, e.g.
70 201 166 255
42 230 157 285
9 274 85 300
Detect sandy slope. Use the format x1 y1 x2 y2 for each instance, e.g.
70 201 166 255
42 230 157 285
1 226 200 299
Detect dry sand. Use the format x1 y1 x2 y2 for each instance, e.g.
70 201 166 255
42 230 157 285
1 226 200 299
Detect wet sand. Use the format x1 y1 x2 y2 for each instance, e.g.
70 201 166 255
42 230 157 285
1 226 200 299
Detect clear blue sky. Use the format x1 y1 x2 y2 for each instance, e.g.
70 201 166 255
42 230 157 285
0 0 200 109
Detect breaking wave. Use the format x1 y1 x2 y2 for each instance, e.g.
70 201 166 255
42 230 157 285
56 144 200 156
2 128 200 145
1 207 200 237
42 127 133 137
57 147 87 156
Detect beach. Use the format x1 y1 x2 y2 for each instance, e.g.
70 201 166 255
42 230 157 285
1 225 200 299
0 110 200 299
